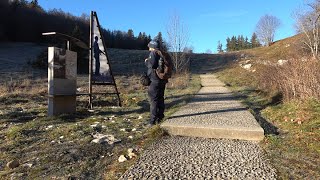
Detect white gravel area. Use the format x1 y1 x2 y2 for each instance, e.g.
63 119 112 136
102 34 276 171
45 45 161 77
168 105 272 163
120 136 277 179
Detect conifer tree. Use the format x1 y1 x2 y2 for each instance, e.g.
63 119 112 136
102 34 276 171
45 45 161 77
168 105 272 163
250 32 260 48
231 36 237 51
217 41 223 53
226 37 231 51
138 32 143 39
245 36 249 49
127 29 134 39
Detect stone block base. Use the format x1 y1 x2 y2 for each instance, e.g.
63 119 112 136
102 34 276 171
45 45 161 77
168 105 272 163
48 96 76 116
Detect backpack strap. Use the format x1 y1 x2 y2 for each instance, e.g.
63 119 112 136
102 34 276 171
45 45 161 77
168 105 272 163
155 49 163 58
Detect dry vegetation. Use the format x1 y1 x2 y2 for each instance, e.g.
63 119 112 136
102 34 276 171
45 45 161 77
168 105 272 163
1 34 320 179
216 34 320 179
0 48 201 179
257 58 320 101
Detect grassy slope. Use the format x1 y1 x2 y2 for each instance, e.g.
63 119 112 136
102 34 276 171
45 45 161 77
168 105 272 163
0 48 201 179
1 39 319 179
215 35 320 179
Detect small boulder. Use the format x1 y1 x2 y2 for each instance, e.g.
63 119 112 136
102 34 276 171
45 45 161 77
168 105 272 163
243 64 252 70
118 155 127 163
91 133 121 144
127 148 137 159
23 163 33 168
128 152 136 159
127 148 134 154
45 125 53 130
277 59 288 66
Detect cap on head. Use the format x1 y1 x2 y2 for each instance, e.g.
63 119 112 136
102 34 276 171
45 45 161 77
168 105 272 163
148 41 159 49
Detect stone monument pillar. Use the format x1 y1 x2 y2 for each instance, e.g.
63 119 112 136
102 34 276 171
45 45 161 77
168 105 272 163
48 47 77 116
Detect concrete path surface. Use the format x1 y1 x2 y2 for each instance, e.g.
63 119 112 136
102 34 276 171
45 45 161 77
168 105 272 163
161 74 264 141
120 73 276 179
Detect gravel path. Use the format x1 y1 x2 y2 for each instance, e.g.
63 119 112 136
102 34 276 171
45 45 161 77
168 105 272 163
121 73 276 179
120 137 276 179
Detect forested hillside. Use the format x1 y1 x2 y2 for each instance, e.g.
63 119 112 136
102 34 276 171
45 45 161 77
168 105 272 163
0 0 152 50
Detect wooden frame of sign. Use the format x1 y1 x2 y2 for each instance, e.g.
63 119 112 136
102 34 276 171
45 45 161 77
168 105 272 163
88 11 121 108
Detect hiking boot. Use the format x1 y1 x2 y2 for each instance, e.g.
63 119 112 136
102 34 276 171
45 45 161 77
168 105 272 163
144 123 154 128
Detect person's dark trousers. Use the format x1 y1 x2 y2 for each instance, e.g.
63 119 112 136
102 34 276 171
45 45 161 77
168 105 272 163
95 56 100 76
148 81 166 125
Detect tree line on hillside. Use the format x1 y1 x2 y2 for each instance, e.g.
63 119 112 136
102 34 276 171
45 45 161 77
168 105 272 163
223 33 261 52
0 0 152 50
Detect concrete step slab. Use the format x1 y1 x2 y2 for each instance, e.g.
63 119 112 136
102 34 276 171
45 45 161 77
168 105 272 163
161 123 264 141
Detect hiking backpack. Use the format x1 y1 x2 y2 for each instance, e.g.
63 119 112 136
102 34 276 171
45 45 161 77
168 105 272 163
155 50 173 80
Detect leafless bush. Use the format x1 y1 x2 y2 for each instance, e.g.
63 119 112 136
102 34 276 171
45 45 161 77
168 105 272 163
166 13 190 73
257 58 320 101
294 0 320 60
167 72 190 89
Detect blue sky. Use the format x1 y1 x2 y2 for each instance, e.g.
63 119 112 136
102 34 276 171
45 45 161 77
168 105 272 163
38 0 305 53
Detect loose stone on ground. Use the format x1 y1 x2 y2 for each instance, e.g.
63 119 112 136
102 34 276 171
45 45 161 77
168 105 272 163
120 137 277 179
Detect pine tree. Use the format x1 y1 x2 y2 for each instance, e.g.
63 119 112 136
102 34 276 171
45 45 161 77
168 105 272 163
250 32 260 48
245 36 249 49
231 36 237 51
30 0 42 10
138 32 143 39
154 32 168 51
240 35 245 50
217 41 223 53
127 29 134 39
71 24 82 40
226 37 231 52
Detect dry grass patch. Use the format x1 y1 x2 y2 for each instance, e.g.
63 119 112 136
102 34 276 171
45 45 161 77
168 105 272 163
257 58 320 101
0 69 201 179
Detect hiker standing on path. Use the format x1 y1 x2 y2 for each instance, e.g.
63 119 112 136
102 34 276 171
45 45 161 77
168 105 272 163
93 36 103 76
145 40 168 126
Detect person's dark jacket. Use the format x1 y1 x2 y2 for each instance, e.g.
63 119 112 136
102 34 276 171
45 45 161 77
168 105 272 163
145 50 167 83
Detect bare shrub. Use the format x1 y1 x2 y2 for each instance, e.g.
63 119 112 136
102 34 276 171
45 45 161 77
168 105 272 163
166 13 190 73
167 72 190 89
257 58 320 101
294 0 320 59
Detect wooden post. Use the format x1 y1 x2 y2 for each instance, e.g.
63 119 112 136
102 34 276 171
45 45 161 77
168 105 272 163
88 11 93 109
93 12 122 106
